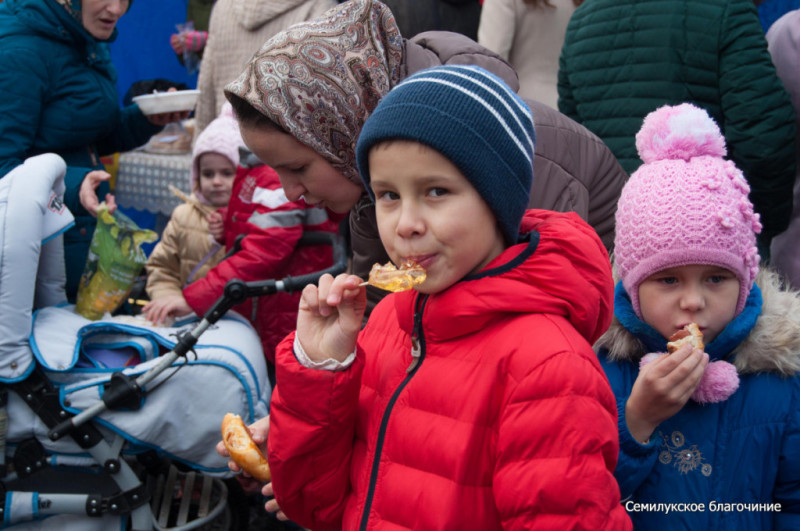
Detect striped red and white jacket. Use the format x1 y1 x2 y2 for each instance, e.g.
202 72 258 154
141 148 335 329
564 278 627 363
183 164 341 364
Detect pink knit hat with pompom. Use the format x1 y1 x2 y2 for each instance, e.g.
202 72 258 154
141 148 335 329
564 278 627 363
191 102 244 204
615 103 762 317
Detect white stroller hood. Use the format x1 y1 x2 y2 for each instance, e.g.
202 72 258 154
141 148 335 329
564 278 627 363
0 153 74 384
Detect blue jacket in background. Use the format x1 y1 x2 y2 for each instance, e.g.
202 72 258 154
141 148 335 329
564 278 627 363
595 271 800 530
758 0 800 32
0 0 160 300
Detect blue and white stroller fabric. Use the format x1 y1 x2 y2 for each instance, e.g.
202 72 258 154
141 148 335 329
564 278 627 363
24 307 271 473
0 154 274 530
0 153 74 383
0 153 270 475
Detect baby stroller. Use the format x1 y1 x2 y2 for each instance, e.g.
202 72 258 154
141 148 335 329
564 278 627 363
0 154 346 530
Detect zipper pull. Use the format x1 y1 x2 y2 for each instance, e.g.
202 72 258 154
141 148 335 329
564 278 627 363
407 335 420 373
88 146 99 167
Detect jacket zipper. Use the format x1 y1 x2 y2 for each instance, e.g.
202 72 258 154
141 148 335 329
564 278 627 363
358 294 428 530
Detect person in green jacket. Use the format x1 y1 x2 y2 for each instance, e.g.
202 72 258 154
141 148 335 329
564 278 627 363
558 0 796 256
0 0 186 301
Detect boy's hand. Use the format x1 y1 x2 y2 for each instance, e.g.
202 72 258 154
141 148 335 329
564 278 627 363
263 482 289 522
142 294 192 326
625 345 708 444
215 415 270 493
297 273 366 363
207 211 225 243
80 171 116 216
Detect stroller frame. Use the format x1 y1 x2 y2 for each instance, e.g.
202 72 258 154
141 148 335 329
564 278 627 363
0 231 347 530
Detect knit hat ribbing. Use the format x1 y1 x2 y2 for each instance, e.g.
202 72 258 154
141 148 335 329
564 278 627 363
355 65 535 245
615 103 761 317
191 102 244 204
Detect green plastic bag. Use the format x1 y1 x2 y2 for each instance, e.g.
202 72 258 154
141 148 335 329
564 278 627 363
75 204 157 320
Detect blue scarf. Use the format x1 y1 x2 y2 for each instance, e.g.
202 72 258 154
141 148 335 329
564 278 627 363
614 281 762 361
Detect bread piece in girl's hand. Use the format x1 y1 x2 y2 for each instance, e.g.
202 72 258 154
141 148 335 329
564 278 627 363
667 323 704 353
221 413 271 482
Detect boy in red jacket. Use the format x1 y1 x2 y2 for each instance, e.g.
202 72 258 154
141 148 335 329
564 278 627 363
266 65 631 530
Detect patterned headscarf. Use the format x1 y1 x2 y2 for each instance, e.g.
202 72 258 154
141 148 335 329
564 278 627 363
224 0 404 184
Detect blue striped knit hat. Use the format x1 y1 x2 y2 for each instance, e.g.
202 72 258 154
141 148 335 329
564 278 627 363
356 65 535 245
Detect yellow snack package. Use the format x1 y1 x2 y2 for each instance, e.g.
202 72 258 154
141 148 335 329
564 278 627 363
75 205 157 320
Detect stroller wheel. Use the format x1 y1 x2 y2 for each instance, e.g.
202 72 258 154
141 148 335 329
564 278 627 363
221 477 249 531
149 463 230 530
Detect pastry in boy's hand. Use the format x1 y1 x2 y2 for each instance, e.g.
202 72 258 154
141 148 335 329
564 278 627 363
667 323 705 353
221 413 271 482
365 260 427 292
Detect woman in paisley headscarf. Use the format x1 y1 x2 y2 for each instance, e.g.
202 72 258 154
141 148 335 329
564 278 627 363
224 0 526 299
0 0 187 300
226 0 628 312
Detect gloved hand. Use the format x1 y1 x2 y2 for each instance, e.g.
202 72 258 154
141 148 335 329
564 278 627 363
170 30 208 55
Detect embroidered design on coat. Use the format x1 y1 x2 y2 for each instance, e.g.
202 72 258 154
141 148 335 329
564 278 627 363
657 431 712 476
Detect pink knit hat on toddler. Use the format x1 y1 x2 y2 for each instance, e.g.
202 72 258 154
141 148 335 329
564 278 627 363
614 103 762 319
191 102 244 204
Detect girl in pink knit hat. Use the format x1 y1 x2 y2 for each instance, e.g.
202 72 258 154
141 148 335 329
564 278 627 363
142 103 242 325
595 103 800 529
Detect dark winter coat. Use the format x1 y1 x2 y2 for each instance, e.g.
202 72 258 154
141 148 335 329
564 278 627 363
380 0 482 40
558 0 796 244
0 0 161 300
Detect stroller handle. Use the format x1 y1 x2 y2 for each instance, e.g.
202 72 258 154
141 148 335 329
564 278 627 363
48 230 348 441
203 230 348 324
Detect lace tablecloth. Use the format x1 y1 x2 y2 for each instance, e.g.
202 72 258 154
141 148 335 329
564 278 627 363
115 150 193 215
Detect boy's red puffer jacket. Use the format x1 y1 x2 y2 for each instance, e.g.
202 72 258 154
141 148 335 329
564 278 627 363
268 210 632 530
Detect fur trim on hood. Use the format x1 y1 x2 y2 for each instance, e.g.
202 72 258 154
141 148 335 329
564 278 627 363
594 268 800 376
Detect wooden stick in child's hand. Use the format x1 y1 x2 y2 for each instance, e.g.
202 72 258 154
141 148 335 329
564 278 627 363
167 183 192 203
168 184 215 215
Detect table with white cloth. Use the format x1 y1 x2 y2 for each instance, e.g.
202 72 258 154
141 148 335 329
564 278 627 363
114 150 193 216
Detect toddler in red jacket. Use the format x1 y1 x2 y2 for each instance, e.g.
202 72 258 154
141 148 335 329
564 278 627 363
180 157 340 369
265 65 632 530
143 109 341 370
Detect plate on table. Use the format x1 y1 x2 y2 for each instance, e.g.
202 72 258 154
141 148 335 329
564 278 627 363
133 90 201 115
